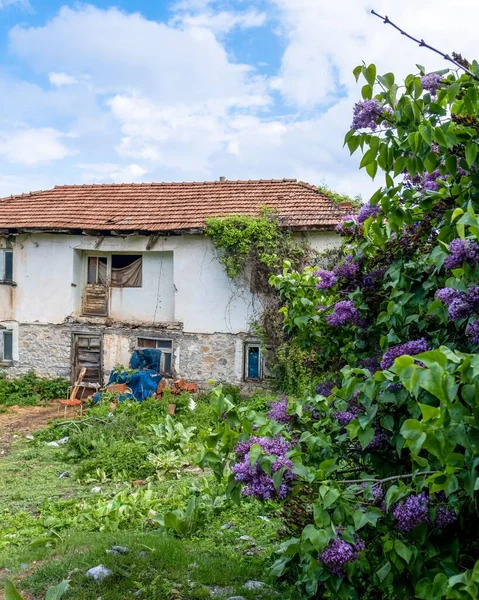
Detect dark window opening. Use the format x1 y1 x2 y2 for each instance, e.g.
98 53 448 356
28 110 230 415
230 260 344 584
111 255 142 288
1 250 13 282
137 338 173 375
2 330 13 361
87 256 107 285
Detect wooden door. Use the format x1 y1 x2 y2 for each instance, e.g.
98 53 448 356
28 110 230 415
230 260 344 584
72 333 102 384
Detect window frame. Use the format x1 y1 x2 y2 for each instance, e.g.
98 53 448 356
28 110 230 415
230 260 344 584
84 253 143 289
0 329 13 363
0 249 13 283
136 337 174 376
244 342 263 381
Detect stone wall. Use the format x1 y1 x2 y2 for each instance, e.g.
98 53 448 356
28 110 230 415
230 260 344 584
3 322 261 387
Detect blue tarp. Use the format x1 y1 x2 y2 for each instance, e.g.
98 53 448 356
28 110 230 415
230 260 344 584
93 348 163 403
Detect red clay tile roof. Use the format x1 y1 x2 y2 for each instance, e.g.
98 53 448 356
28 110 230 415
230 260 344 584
0 179 351 233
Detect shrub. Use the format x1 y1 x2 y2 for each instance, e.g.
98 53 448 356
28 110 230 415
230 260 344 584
0 370 68 406
200 58 479 599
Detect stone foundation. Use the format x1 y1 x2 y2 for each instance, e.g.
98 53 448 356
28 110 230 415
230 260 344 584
3 322 266 388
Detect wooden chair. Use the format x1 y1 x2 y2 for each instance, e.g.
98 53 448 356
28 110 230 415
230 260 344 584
58 367 87 418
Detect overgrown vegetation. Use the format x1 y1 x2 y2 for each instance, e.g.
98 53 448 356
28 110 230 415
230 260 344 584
197 56 479 599
1 387 296 599
0 370 68 406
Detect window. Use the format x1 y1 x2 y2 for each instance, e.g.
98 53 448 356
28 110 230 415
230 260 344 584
85 254 142 288
87 256 107 285
111 255 142 288
244 343 262 380
137 338 173 376
0 329 13 362
0 250 13 282
244 343 273 381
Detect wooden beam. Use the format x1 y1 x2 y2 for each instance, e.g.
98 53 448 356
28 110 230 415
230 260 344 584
146 234 160 250
94 236 105 249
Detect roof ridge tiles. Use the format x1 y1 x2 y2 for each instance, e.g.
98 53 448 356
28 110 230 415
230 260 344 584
51 178 300 190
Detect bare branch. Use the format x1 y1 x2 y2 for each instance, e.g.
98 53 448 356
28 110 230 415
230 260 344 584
371 10 479 82
336 470 437 485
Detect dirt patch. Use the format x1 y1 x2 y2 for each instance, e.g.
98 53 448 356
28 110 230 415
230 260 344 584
0 404 61 455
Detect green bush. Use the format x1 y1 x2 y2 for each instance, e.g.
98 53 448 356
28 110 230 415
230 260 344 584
0 370 68 406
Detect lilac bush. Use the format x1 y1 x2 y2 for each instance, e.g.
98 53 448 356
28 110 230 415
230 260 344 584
421 73 442 95
380 338 428 370
351 99 382 130
319 535 365 577
267 397 293 425
444 238 479 270
231 436 295 500
326 300 359 326
392 492 430 532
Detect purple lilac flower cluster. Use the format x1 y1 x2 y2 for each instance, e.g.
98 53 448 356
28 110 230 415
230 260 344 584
351 99 381 130
366 428 389 451
316 381 335 397
314 269 338 290
319 536 365 577
380 338 428 370
357 202 381 224
467 320 479 344
231 436 294 500
444 238 479 270
361 483 385 511
436 286 479 321
267 397 293 425
361 268 386 290
327 300 360 326
333 394 363 426
359 356 380 375
421 73 442 95
403 169 445 192
335 215 359 235
435 506 457 529
335 254 360 280
392 492 429 532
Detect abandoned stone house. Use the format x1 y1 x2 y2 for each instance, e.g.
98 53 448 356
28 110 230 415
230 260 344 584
0 179 346 387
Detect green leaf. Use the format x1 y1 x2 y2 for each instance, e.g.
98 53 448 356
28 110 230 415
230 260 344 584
364 64 377 86
358 426 375 450
419 124 432 145
302 525 329 552
323 488 340 509
360 148 377 168
400 419 426 455
45 581 70 600
366 159 378 179
353 65 362 82
4 581 24 600
249 443 262 466
419 403 439 422
378 72 394 89
362 84 373 100
376 561 391 582
466 142 478 168
394 539 413 564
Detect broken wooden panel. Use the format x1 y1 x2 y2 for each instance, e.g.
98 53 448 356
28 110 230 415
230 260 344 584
72 333 102 383
82 283 108 316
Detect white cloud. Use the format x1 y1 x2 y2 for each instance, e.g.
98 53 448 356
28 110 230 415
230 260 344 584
2 1 479 200
77 162 149 182
270 0 479 108
0 127 73 165
0 0 30 9
171 9 267 34
48 72 88 87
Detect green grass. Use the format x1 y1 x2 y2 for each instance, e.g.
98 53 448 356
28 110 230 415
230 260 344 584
3 531 293 599
0 397 297 600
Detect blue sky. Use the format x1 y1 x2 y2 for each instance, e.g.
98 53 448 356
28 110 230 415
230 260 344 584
0 0 478 198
